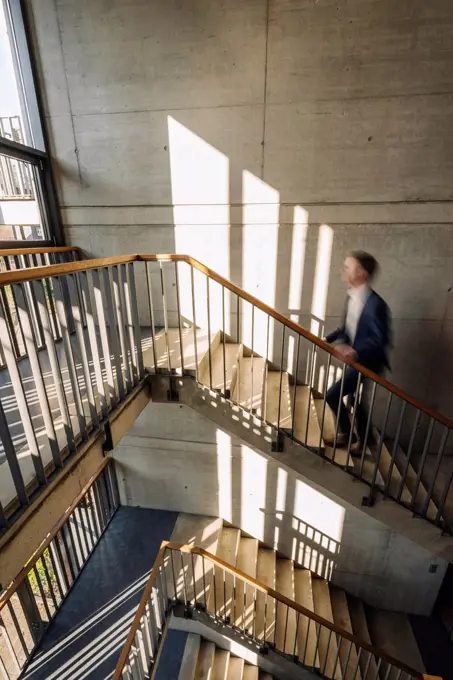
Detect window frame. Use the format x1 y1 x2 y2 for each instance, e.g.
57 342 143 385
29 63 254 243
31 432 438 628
0 0 63 249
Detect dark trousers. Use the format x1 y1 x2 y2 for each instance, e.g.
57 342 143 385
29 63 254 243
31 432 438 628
325 367 368 441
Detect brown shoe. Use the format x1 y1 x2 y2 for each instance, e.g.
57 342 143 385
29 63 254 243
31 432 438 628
323 432 355 447
349 439 364 457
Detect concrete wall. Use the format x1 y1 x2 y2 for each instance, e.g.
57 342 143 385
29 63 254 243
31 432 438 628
26 0 453 418
113 399 447 616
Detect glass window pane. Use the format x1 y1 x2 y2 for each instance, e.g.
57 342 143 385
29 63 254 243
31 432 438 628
0 0 44 150
0 153 45 241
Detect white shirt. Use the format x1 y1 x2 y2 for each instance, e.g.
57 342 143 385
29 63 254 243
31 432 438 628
345 284 370 344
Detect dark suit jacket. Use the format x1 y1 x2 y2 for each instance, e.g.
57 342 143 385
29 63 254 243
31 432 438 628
325 289 392 373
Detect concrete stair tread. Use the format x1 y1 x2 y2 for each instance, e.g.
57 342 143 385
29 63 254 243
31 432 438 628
235 537 259 630
208 527 241 618
256 548 276 641
259 675 274 680
232 357 266 414
350 448 385 485
144 327 219 374
195 640 215 679
347 597 379 680
294 568 319 668
371 432 412 505
391 443 438 521
226 657 244 679
366 608 425 675
330 587 362 680
199 342 241 393
243 666 259 680
293 386 322 448
212 649 230 680
178 633 201 680
275 559 297 654
169 514 223 604
312 579 342 679
265 371 292 430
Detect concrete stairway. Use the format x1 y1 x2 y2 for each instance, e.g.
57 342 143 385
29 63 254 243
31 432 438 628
168 514 426 678
144 329 441 525
178 633 273 680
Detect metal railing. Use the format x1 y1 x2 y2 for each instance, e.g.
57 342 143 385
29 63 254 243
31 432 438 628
0 254 144 532
0 253 452 539
113 541 426 680
0 247 82 364
0 458 118 679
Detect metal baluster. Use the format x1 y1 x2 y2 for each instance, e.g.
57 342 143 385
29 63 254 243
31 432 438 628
291 335 301 442
190 265 199 381
321 628 333 676
304 344 317 446
6 601 29 660
91 268 117 409
293 612 300 659
250 305 255 415
0 618 21 676
170 550 178 601
112 266 133 393
159 262 171 373
53 533 72 590
121 264 139 386
411 417 435 513
277 326 286 435
368 392 393 500
352 647 362 680
31 565 52 620
331 364 347 464
222 285 227 396
180 552 188 605
202 556 208 610
317 352 332 455
145 262 158 373
263 593 268 644
102 268 125 402
175 262 184 374
128 263 146 379
312 623 321 672
273 600 278 648
384 401 407 498
301 616 311 665
345 373 362 469
0 290 46 486
0 397 28 507
206 275 212 389
223 568 227 620
213 568 218 617
358 382 377 479
242 581 247 633
60 526 77 582
191 552 197 608
424 429 449 518
14 282 62 468
236 295 240 345
396 410 421 503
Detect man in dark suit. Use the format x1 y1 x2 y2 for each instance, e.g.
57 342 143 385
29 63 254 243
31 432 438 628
324 251 391 451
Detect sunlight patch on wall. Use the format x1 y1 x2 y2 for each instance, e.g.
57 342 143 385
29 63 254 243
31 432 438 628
216 429 232 523
241 444 267 540
168 116 230 330
293 478 344 578
288 206 308 312
311 224 333 337
242 171 279 359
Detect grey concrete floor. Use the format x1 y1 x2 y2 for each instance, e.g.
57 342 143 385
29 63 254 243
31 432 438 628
22 506 178 680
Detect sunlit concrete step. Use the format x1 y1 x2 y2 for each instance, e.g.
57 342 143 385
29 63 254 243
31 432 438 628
234 537 258 631
243 666 259 680
275 559 297 654
347 597 379 680
208 527 241 619
391 443 438 521
371 432 412 505
212 649 230 680
294 568 319 668
366 608 425 679
199 342 241 395
168 513 223 604
143 327 220 374
312 579 342 679
232 357 266 415
292 386 322 448
265 371 292 429
195 640 215 679
330 587 362 680
178 633 201 680
256 548 276 641
226 657 244 679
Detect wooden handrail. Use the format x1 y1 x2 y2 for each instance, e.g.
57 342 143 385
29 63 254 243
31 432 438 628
113 540 424 679
112 540 169 680
0 458 110 611
0 254 138 284
0 245 81 257
0 250 451 433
